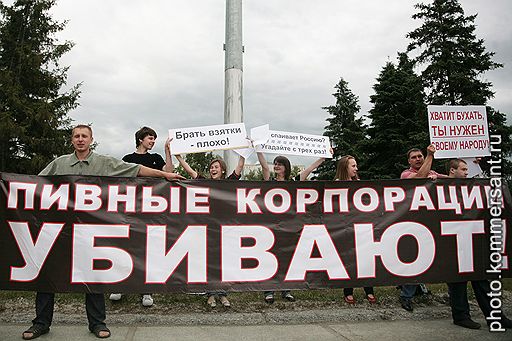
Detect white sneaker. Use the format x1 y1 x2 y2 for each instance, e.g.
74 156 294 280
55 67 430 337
142 294 154 307
219 295 231 307
207 295 216 307
109 293 122 301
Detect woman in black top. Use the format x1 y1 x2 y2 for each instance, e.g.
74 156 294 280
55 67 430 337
257 152 327 303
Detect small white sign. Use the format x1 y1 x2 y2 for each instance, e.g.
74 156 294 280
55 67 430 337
234 124 271 159
428 105 490 159
169 123 251 155
462 157 484 178
256 130 332 158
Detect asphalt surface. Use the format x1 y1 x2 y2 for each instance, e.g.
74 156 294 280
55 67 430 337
2 319 511 341
2 317 511 341
3 293 511 341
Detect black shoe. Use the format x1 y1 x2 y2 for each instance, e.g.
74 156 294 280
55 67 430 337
499 316 512 328
22 325 50 340
400 298 413 312
454 319 481 329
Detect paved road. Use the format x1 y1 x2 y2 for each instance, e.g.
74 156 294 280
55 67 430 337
2 319 510 341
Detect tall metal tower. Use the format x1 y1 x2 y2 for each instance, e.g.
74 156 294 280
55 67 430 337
223 0 243 172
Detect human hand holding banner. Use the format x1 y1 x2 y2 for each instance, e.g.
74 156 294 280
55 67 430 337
233 124 271 159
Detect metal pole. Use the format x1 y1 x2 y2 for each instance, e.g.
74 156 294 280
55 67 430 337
224 0 243 173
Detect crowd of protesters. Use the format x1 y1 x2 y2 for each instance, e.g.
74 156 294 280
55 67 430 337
20 125 511 339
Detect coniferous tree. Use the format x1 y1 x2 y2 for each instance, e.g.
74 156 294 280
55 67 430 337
364 53 428 179
407 0 502 106
0 0 80 174
485 107 512 184
315 77 367 180
407 0 511 181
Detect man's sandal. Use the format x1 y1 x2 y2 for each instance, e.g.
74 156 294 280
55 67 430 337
22 325 49 340
91 325 111 339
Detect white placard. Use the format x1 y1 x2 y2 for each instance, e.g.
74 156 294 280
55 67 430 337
234 124 271 159
428 105 490 159
462 157 484 178
169 123 251 155
256 130 332 158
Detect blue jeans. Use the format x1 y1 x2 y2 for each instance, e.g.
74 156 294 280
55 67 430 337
400 284 418 299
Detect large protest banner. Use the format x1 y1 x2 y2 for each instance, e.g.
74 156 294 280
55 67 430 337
0 173 509 293
428 105 491 159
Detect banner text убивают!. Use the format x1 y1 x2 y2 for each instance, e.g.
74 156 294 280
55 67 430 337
0 173 510 293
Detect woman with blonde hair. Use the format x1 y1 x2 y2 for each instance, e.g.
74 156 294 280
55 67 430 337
336 155 377 304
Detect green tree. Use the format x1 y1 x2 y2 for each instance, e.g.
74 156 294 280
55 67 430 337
290 165 302 180
407 0 502 106
485 107 512 184
364 53 428 179
244 164 301 180
315 77 367 180
175 152 218 178
407 0 511 181
0 0 80 174
244 168 264 181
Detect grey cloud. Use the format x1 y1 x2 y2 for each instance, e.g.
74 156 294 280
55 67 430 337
44 0 511 158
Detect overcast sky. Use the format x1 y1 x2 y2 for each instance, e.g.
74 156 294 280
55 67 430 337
18 0 512 165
